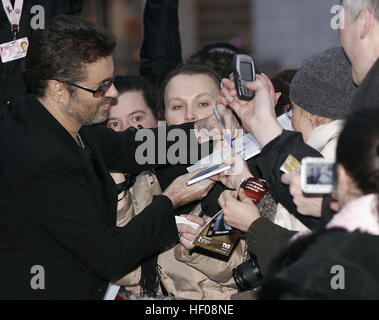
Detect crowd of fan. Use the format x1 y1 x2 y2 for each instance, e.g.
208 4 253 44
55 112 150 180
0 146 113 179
0 0 378 300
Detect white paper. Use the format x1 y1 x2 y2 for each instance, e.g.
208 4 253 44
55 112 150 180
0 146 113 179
187 133 261 173
187 114 293 173
103 283 120 300
175 216 200 229
277 111 294 131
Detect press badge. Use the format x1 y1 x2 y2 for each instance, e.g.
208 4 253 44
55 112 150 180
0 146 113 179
0 37 29 63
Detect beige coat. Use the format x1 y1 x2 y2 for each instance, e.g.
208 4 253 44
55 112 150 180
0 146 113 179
274 120 345 231
114 171 243 299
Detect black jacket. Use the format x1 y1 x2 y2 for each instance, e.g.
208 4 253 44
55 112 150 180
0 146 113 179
244 130 332 276
139 0 182 87
0 0 83 124
259 229 379 299
349 58 379 114
0 95 201 299
254 130 323 230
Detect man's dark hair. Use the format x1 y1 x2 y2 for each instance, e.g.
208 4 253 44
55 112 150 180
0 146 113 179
186 42 243 79
336 106 379 212
24 15 116 97
271 69 298 117
114 75 159 119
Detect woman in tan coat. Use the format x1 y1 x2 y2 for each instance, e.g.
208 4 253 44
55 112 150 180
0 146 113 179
112 65 245 299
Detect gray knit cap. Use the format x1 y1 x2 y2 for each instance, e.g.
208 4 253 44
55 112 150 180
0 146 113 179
289 47 357 120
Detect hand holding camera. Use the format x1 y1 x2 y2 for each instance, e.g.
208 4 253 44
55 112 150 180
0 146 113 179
281 157 336 217
281 172 323 218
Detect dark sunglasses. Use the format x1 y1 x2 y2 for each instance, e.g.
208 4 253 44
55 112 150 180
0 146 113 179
64 77 115 98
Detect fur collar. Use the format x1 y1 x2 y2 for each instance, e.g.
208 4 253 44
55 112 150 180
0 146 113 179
327 194 379 235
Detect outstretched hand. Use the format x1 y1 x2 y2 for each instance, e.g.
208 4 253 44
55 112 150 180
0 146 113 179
210 154 253 190
163 171 215 209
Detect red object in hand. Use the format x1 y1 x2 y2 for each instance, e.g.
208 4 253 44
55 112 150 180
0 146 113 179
229 177 267 241
239 177 267 204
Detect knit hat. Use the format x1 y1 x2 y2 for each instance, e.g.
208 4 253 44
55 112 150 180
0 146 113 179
289 47 357 120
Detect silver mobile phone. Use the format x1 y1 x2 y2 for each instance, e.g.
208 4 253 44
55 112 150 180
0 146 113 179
233 54 256 101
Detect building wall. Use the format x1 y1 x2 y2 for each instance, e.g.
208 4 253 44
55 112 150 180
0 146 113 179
80 0 341 78
81 0 143 75
251 0 341 76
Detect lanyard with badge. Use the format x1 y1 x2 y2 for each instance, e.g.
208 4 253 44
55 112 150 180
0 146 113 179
1 0 29 63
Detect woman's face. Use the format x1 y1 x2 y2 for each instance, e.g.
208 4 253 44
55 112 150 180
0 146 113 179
291 102 314 142
106 91 158 132
164 74 220 126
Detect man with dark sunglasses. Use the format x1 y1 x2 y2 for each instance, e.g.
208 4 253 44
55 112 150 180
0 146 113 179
0 15 239 299
50 60 118 130
64 77 115 98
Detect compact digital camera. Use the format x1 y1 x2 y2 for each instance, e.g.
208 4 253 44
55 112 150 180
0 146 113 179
301 157 335 194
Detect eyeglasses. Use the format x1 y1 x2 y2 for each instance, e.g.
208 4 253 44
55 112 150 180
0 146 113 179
64 77 115 98
284 103 294 120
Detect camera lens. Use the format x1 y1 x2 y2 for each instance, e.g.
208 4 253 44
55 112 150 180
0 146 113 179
232 258 262 292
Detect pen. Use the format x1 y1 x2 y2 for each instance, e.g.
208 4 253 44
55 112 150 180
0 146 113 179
213 106 233 148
